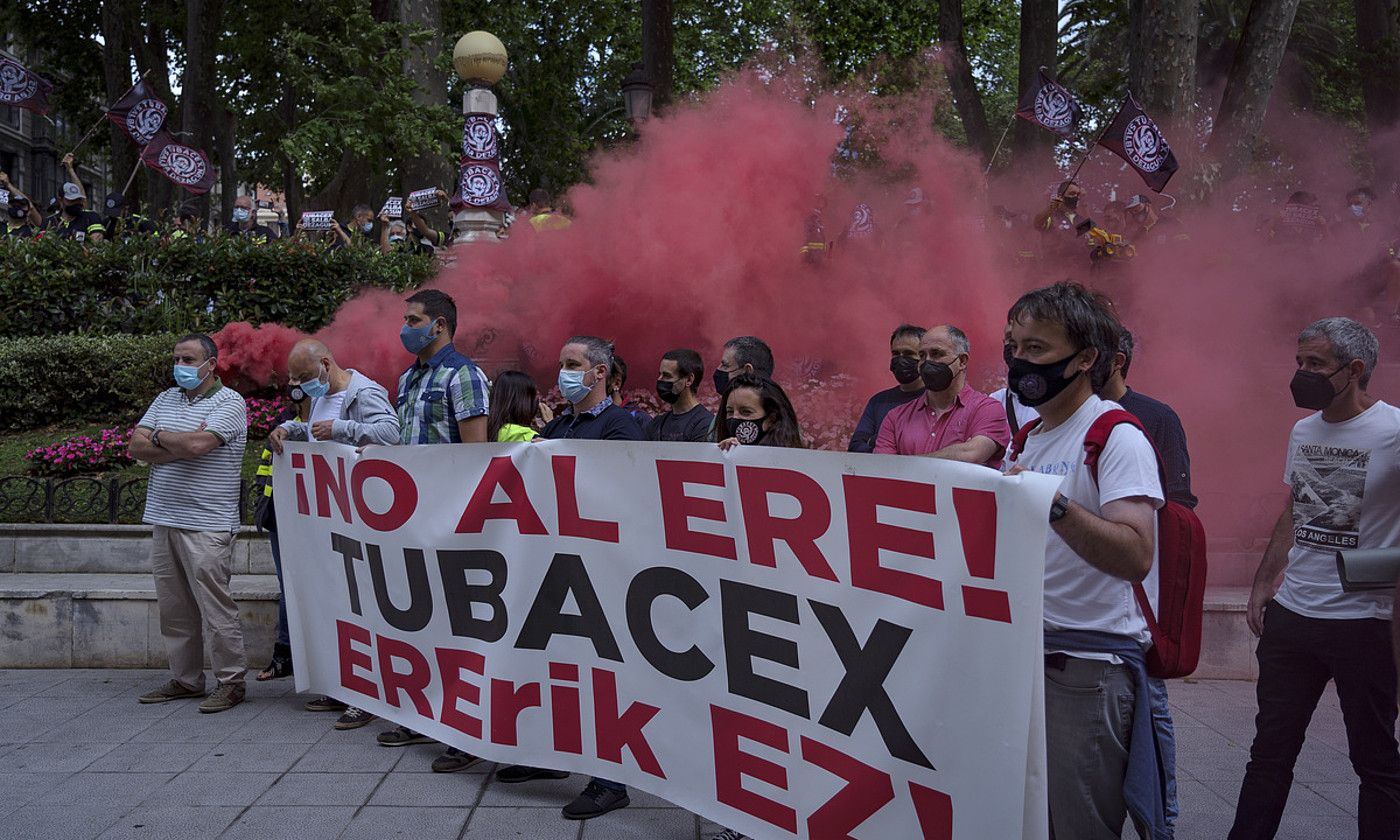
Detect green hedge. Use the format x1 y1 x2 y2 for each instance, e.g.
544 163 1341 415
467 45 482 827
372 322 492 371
0 333 181 430
0 234 434 337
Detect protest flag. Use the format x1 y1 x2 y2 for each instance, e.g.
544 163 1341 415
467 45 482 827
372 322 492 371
0 55 54 115
140 131 217 194
1096 93 1180 193
1014 68 1083 140
106 80 169 146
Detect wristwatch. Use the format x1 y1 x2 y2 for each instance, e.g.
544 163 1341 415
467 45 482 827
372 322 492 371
1048 493 1070 523
151 428 163 449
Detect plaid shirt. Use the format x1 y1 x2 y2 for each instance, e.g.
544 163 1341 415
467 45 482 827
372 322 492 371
395 345 490 445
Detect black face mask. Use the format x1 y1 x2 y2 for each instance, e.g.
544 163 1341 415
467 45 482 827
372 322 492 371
890 355 920 385
732 417 767 445
7 206 26 221
1060 195 1079 211
62 203 82 217
1290 366 1347 411
1008 351 1083 407
713 368 731 395
919 360 956 392
655 379 682 404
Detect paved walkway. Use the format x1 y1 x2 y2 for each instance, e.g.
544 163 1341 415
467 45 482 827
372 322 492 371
0 670 1367 839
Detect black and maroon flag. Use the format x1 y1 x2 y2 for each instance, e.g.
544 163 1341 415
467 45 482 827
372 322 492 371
0 55 54 115
1096 94 1180 193
140 131 216 194
106 81 169 146
1015 68 1082 139
452 158 512 212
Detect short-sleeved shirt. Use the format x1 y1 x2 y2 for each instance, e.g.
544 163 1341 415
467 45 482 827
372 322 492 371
873 384 1011 467
1010 395 1163 643
1277 400 1400 620
136 380 248 531
1117 388 1196 508
849 385 925 452
395 345 490 445
57 210 106 241
645 405 714 442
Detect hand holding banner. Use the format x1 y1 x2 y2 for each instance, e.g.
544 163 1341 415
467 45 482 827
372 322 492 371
275 440 1058 840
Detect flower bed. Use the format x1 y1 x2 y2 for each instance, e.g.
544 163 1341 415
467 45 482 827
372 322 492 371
24 427 135 477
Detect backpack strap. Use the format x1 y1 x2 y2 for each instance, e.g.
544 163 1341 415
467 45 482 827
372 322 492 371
1004 389 1021 438
1081 409 1169 640
1005 415 1043 463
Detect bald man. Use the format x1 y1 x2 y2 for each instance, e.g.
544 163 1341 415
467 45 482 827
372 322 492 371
267 340 400 452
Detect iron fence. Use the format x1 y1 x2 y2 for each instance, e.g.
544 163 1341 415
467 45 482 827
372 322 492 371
0 475 258 524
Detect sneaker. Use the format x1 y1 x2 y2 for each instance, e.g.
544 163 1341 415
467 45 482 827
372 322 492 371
197 682 245 714
494 764 571 784
377 726 436 747
334 706 377 730
562 780 630 820
303 695 348 712
138 679 204 704
709 830 748 840
431 747 482 773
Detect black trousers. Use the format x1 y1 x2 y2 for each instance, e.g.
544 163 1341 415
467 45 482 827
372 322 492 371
1229 600 1400 840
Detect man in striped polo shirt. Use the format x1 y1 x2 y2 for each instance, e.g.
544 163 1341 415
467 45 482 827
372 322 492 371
129 334 250 713
375 288 492 769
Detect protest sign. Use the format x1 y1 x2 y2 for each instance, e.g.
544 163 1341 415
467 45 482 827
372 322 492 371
381 197 403 219
275 441 1057 839
299 210 335 231
407 188 441 211
0 189 9 207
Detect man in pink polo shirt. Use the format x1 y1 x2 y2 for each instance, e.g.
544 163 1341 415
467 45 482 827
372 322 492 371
874 324 1011 468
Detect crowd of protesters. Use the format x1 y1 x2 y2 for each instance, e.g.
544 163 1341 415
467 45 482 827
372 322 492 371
126 273 1400 838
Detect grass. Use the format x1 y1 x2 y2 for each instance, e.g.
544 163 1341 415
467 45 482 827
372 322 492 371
0 422 267 525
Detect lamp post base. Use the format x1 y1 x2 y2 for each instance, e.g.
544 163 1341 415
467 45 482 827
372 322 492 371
452 209 506 244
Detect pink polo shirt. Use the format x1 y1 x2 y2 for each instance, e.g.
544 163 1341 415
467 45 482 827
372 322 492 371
873 384 1011 467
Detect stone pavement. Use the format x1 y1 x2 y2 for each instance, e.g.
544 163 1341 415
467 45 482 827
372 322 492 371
0 670 1368 840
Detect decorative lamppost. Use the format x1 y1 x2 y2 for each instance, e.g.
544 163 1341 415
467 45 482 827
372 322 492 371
620 63 654 124
451 31 510 243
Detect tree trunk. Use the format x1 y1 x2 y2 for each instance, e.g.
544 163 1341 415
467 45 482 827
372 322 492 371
100 0 140 209
215 107 238 221
1127 0 1200 135
1206 0 1303 179
939 0 994 164
398 0 451 194
1355 0 1400 131
180 0 226 216
642 0 675 110
1011 0 1057 165
279 76 304 221
131 3 177 215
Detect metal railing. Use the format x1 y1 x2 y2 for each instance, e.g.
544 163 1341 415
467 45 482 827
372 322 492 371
0 476 258 525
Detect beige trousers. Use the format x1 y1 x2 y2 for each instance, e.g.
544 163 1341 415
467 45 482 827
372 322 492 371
150 525 247 688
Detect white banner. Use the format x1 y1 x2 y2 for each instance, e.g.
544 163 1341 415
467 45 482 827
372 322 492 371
407 187 440 211
299 210 334 231
380 197 403 219
275 441 1057 839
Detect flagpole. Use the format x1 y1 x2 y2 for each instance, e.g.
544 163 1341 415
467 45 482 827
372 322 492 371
1068 93 1128 183
65 69 153 159
984 119 1014 175
120 157 143 195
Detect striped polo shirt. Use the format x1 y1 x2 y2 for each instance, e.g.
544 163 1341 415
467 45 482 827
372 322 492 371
136 380 248 531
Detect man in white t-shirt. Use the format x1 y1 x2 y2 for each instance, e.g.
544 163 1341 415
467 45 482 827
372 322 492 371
1003 282 1166 840
1231 317 1400 840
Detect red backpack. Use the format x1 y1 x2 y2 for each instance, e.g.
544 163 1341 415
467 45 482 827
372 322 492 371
1009 409 1208 679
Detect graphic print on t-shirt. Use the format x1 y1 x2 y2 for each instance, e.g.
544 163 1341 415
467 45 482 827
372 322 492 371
1291 443 1369 550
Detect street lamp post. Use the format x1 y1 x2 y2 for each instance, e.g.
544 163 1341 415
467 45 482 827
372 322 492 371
451 31 509 244
620 63 654 124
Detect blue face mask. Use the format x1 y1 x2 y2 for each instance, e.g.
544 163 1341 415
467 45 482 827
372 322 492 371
361 222 374 234
558 369 592 403
400 321 438 354
1350 204 1365 218
173 360 210 390
231 207 249 223
300 369 329 399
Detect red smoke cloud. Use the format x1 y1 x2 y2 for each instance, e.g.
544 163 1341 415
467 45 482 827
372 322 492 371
214 67 1400 585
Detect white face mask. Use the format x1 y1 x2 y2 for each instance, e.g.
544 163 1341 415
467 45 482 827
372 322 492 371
1350 204 1365 218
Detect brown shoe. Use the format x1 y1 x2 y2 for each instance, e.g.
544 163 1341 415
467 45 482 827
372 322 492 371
139 679 205 704
198 682 246 714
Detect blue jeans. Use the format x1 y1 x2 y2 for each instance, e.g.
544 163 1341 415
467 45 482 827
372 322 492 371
269 529 290 647
1148 677 1178 834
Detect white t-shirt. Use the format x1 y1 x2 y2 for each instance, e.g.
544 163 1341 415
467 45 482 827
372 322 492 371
309 390 347 425
990 387 1040 432
1010 394 1163 644
1276 400 1400 620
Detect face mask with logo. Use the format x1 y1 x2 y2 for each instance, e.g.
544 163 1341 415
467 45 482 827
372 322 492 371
731 417 767 445
713 368 732 395
558 369 592 404
919 360 956 392
300 367 330 399
890 355 920 385
655 379 681 404
400 321 438 354
1290 366 1348 411
173 359 211 390
231 207 250 223
1008 351 1083 407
